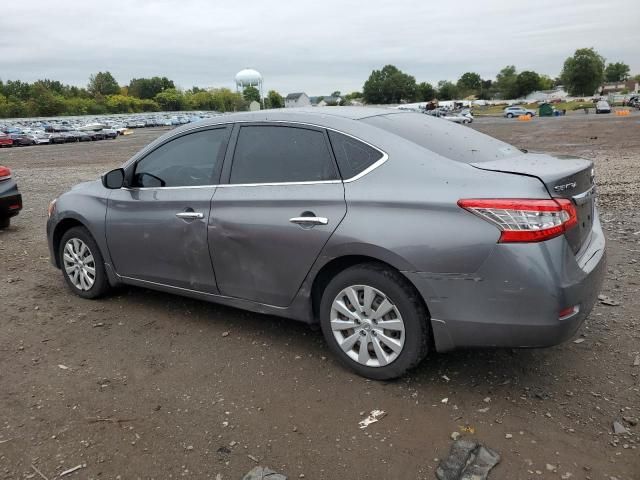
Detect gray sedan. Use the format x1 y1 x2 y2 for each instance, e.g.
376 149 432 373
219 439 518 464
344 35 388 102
46 107 605 379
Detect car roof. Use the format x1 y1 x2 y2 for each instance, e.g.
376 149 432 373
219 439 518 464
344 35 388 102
171 107 403 131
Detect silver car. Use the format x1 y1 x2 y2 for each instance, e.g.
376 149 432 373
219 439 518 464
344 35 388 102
46 108 605 379
503 106 536 118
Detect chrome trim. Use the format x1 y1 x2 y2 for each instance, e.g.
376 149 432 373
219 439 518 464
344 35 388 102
122 185 217 191
117 120 389 189
289 216 329 225
176 212 204 219
218 180 342 188
572 185 596 206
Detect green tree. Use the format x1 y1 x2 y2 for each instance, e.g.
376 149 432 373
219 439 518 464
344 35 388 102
538 75 554 91
494 65 518 99
436 80 458 100
87 71 120 97
154 88 186 111
416 82 436 101
266 90 284 108
604 62 630 82
29 83 66 116
456 72 482 97
129 76 175 99
560 48 605 96
362 65 417 104
331 91 341 97
242 86 261 103
515 71 542 98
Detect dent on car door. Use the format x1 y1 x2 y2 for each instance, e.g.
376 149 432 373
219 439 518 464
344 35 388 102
209 124 347 307
106 126 231 292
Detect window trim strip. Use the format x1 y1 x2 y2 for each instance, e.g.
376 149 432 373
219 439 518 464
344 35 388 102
120 120 388 190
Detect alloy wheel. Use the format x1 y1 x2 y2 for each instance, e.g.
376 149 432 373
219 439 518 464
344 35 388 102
63 238 96 291
330 285 405 367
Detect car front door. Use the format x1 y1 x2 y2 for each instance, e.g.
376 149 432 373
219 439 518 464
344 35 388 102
106 126 231 293
209 123 347 307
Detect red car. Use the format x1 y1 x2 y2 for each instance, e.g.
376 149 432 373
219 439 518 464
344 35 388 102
0 133 13 147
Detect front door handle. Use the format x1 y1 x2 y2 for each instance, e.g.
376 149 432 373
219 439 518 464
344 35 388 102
289 216 329 226
176 212 204 220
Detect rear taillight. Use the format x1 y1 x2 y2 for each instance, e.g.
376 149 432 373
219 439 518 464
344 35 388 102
0 166 11 181
458 198 578 243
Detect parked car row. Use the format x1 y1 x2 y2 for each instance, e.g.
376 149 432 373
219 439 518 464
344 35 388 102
0 129 118 147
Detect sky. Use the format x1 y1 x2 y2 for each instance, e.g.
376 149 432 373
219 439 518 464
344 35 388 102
1 0 639 95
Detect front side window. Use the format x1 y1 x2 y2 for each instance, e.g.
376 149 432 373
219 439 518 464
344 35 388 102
134 128 228 187
230 126 338 184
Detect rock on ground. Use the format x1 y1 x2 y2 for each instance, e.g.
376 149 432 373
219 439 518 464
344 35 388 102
242 466 288 480
436 439 501 480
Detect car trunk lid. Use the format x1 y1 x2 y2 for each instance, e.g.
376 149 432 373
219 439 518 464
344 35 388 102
471 153 596 253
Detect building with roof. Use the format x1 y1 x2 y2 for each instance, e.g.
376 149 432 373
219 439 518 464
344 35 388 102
285 93 311 108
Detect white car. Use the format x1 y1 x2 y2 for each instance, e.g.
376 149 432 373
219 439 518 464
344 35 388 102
503 106 536 118
441 111 474 124
595 101 611 114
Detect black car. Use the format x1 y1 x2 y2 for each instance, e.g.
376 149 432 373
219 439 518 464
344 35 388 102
0 166 22 229
48 133 67 144
9 134 35 146
89 131 106 141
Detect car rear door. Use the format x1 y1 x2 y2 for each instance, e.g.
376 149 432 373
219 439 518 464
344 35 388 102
209 123 347 307
106 126 231 293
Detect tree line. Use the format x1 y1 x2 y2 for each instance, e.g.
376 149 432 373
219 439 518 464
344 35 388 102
361 48 636 104
0 72 285 118
0 47 636 118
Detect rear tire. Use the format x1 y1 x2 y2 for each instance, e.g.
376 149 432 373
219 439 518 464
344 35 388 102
506 113 514 118
59 226 110 299
319 263 429 380
0 217 10 229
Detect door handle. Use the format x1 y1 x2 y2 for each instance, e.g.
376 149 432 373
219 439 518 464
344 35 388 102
176 212 204 220
289 216 329 226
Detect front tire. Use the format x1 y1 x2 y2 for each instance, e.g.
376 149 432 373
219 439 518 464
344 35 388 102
59 226 110 299
319 263 429 380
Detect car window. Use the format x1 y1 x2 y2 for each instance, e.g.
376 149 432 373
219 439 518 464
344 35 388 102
230 126 338 184
134 128 228 187
328 131 383 179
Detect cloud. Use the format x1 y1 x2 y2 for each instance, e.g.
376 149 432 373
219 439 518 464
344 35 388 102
1 0 638 94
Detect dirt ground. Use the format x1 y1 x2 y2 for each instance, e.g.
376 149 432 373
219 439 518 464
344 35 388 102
1 113 639 480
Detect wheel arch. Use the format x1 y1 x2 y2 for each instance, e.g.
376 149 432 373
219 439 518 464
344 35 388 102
51 217 88 268
309 254 430 323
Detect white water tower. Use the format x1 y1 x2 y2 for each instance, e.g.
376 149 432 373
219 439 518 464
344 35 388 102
235 68 264 108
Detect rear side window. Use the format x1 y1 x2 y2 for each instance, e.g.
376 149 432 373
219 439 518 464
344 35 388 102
328 131 383 179
230 126 338 184
134 128 228 187
363 113 520 163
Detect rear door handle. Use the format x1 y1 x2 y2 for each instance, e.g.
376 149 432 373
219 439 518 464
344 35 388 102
176 212 204 219
289 216 329 226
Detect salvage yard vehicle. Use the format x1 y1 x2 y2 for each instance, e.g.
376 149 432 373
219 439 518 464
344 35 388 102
0 133 13 147
0 166 23 229
503 106 536 118
595 100 611 114
46 107 606 379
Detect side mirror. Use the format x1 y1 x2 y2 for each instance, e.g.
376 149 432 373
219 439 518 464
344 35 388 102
102 168 125 189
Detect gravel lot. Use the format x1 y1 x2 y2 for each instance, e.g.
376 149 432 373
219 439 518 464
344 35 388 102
1 113 639 479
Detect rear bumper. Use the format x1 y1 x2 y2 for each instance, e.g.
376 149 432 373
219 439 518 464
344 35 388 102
405 213 606 352
0 191 22 219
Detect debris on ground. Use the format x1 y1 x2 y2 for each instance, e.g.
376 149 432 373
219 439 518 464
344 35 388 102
60 464 85 477
612 421 628 435
436 439 501 480
242 466 287 480
358 409 386 429
598 294 620 306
